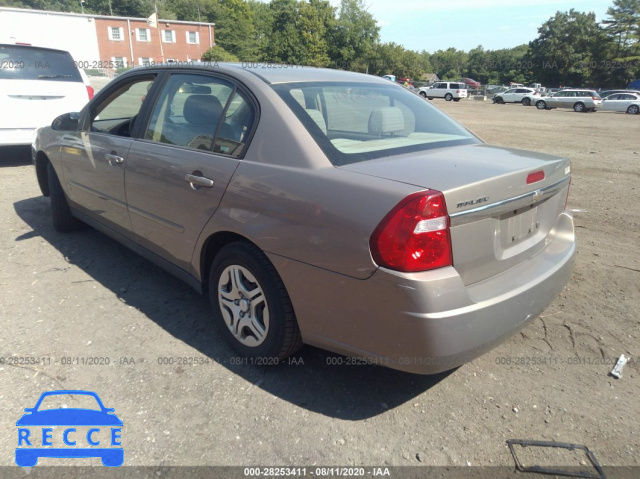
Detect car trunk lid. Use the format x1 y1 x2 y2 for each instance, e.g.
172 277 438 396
341 143 571 285
0 79 88 129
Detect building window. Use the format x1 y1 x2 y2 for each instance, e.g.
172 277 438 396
139 57 152 66
108 26 124 41
136 28 151 42
162 30 176 43
186 31 199 44
112 57 127 68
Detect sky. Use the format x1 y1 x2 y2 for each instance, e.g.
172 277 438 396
330 0 612 52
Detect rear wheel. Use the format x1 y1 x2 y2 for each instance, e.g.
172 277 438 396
627 104 639 114
419 91 427 98
522 97 531 106
494 97 504 104
209 242 302 360
536 100 547 110
444 93 453 101
573 102 586 112
427 97 433 100
453 98 460 102
47 162 80 232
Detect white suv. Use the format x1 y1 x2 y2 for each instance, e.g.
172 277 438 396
492 87 539 105
418 82 468 101
0 44 92 147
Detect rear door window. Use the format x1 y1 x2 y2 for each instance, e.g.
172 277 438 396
145 73 255 157
0 45 81 82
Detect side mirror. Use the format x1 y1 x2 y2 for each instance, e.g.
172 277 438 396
51 112 80 131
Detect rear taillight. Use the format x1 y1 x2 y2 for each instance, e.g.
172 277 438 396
592 96 599 100
526 170 545 184
456 90 460 93
370 190 452 272
86 85 95 100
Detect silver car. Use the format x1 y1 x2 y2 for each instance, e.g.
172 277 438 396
535 89 603 112
32 64 575 374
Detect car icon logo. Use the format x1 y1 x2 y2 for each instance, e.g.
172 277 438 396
16 390 123 467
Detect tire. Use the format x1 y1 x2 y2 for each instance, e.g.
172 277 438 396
47 162 80 232
453 99 460 102
419 91 427 98
444 93 453 101
209 241 302 360
536 100 547 110
427 97 433 100
522 97 531 106
493 97 504 104
627 104 639 114
573 102 585 112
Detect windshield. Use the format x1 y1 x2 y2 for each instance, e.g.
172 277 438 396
36 393 102 411
0 45 82 82
273 82 478 166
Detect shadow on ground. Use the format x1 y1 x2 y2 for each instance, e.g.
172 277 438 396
0 146 32 167
13 195 452 420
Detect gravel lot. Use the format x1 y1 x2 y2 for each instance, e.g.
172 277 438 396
0 94 638 476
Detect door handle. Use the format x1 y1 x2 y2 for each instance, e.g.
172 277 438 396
105 153 124 166
185 173 214 189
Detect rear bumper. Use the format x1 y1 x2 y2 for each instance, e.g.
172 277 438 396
271 212 575 375
15 448 123 467
0 128 37 146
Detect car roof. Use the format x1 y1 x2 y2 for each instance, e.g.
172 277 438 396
133 62 388 85
0 43 72 55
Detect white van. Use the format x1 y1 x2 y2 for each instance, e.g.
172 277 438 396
0 43 92 146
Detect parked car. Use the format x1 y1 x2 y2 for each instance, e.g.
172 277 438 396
493 87 539 105
599 89 640 99
601 92 640 114
32 64 575 374
0 43 93 147
458 78 481 89
535 89 603 112
486 85 509 95
418 81 468 101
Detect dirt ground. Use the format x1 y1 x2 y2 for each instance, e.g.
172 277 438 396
0 94 638 477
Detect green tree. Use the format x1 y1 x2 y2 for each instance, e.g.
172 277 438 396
331 0 379 71
527 9 608 87
201 44 239 62
297 0 332 66
602 0 640 59
247 0 274 60
264 0 304 63
210 0 258 61
429 47 468 79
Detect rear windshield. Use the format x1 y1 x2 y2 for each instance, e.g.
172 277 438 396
273 81 479 166
0 45 82 82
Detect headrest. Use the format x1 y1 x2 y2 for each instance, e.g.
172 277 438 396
305 109 327 135
184 95 223 126
368 107 405 135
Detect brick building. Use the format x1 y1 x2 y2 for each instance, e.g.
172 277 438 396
0 7 214 71
95 16 214 67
